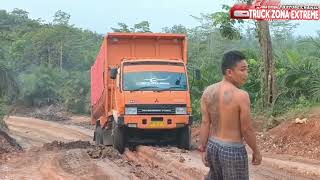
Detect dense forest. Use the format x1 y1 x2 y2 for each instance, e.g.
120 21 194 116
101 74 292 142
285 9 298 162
1 8 320 128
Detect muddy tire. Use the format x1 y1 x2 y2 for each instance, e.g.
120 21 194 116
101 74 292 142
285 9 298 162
113 122 126 154
94 120 103 145
177 125 191 150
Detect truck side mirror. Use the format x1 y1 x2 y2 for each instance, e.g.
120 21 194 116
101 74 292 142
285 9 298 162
195 69 201 80
110 68 118 79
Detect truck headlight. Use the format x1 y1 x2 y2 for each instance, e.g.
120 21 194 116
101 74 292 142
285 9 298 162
175 107 187 114
125 107 137 115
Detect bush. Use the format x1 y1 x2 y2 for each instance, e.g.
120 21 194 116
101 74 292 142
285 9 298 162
19 65 62 106
59 71 90 114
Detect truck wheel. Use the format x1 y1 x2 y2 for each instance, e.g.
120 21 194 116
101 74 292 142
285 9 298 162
177 125 191 150
112 122 126 154
94 120 103 145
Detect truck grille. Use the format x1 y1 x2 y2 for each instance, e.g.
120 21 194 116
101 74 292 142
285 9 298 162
126 104 186 115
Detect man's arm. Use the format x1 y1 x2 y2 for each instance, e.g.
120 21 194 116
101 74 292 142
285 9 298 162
199 93 210 151
239 91 262 165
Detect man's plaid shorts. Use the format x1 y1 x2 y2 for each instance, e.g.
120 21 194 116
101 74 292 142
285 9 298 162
205 138 249 180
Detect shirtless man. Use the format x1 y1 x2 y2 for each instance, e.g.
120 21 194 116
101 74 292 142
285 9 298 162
199 50 262 180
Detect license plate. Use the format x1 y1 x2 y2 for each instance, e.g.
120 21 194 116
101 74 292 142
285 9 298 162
148 121 165 128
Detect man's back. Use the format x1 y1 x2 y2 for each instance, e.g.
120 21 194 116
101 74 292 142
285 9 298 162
203 81 245 143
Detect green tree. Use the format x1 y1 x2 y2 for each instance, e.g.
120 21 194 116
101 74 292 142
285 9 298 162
133 21 151 32
0 63 19 97
1 9 102 113
0 63 18 127
20 65 61 106
111 21 152 33
162 24 187 34
59 71 90 113
111 23 131 32
53 10 70 25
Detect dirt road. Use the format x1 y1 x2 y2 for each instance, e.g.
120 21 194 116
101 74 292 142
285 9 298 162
1 116 319 180
5 116 93 149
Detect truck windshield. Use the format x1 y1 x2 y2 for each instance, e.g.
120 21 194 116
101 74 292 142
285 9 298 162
123 72 188 91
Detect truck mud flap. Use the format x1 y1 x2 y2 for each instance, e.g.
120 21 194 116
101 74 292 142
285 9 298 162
102 128 113 145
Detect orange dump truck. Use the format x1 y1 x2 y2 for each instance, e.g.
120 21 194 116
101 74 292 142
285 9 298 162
91 33 194 153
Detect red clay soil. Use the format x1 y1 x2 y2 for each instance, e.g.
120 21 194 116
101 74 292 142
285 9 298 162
0 130 23 161
0 130 23 154
42 140 93 151
258 117 320 160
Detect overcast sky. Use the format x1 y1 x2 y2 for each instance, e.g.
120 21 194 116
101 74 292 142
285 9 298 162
2 0 320 36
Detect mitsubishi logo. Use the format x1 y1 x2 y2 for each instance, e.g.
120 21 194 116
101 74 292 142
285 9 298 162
155 98 159 103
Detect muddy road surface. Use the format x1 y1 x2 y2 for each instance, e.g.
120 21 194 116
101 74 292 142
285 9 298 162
1 116 319 180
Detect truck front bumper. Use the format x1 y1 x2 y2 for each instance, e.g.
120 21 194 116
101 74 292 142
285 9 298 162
117 115 192 129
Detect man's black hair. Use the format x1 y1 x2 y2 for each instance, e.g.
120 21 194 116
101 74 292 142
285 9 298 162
221 50 246 75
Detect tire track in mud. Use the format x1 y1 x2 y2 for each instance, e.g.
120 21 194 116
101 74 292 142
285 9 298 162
3 115 320 180
39 149 111 180
2 116 133 180
88 145 173 179
125 150 181 180
1 145 137 180
4 116 194 179
250 164 315 180
125 146 208 180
